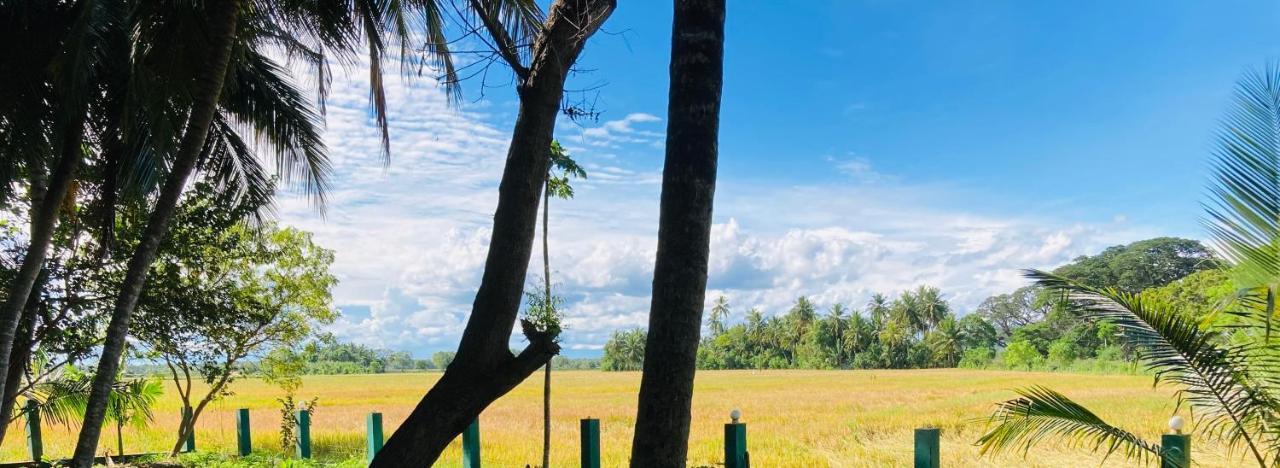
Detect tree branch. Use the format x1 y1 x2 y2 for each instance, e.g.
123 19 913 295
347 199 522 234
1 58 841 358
468 0 530 79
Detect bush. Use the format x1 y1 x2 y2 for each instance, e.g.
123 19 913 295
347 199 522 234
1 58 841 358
959 347 995 369
1047 339 1078 369
1002 340 1041 371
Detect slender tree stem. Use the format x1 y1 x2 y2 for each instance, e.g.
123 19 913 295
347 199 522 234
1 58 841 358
542 174 552 467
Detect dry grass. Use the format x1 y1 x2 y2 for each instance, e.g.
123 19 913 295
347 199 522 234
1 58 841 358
0 369 1245 466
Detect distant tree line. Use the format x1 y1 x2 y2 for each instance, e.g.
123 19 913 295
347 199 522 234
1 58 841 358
602 237 1218 373
227 341 602 375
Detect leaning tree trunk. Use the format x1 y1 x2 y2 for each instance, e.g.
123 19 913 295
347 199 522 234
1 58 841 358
370 1 614 465
69 2 241 465
0 120 82 443
0 150 52 447
630 0 726 466
0 276 43 446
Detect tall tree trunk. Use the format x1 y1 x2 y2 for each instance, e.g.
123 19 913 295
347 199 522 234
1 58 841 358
0 276 42 445
630 0 725 466
0 150 53 447
69 2 241 465
541 180 551 468
0 120 82 439
370 1 614 465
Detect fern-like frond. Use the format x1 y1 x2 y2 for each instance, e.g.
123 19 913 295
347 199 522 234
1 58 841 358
978 386 1162 464
1028 269 1279 466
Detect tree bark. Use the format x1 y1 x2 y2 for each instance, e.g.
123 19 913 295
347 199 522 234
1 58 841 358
0 150 52 447
370 1 614 465
630 0 725 466
69 2 241 465
0 276 42 445
0 119 82 439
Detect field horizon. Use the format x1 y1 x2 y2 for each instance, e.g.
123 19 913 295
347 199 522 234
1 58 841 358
0 368 1244 467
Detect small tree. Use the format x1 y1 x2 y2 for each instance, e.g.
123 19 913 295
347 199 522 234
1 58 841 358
132 183 338 455
430 351 455 370
601 329 646 371
707 296 730 337
530 140 585 467
1002 340 1040 371
260 347 317 453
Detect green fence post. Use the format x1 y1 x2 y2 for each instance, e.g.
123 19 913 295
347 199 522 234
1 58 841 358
462 418 480 468
235 408 251 456
1161 434 1190 468
725 409 747 468
24 400 41 462
580 418 600 468
296 409 312 459
182 406 195 453
914 428 940 468
367 412 384 463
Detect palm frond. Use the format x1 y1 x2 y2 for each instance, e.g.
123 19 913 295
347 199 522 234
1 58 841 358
1205 64 1280 333
977 386 1163 464
220 48 330 209
201 112 277 224
1027 269 1279 466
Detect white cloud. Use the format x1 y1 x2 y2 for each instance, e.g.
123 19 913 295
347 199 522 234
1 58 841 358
572 112 665 149
273 55 1162 356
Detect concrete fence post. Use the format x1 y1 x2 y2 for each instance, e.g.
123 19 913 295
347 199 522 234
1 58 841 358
462 418 480 468
24 400 41 462
235 408 251 456
580 418 600 468
296 409 312 459
367 412 384 463
914 428 940 468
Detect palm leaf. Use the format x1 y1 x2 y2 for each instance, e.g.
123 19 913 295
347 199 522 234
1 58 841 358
977 386 1164 465
220 48 330 208
1205 65 1280 336
1028 269 1279 466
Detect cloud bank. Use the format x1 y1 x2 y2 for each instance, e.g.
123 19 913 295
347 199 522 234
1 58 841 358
274 58 1156 356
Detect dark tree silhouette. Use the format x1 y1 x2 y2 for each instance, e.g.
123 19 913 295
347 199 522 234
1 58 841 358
630 0 726 466
371 0 616 465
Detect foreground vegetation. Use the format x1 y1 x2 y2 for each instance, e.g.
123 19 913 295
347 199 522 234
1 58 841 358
0 370 1247 467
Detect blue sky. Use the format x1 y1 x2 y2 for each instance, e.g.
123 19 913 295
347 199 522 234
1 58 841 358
275 1 1280 357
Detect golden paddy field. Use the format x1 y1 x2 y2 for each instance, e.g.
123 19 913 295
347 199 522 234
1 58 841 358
0 369 1243 467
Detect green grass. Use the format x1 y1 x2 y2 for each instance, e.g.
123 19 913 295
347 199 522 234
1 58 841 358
0 369 1247 466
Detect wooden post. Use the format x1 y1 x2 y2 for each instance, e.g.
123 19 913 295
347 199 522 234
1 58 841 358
235 408 251 456
580 418 600 468
1161 434 1190 468
296 409 312 459
367 412 384 463
182 406 195 453
24 400 41 462
914 428 940 468
725 422 747 468
462 418 480 468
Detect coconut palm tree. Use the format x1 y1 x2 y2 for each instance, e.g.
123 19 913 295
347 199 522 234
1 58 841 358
976 66 1280 468
630 0 726 464
0 3 116 442
70 0 456 462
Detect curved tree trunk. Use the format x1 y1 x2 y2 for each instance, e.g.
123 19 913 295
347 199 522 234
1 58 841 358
0 276 43 446
630 0 726 466
0 151 53 447
0 121 82 445
370 1 614 465
69 2 241 465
